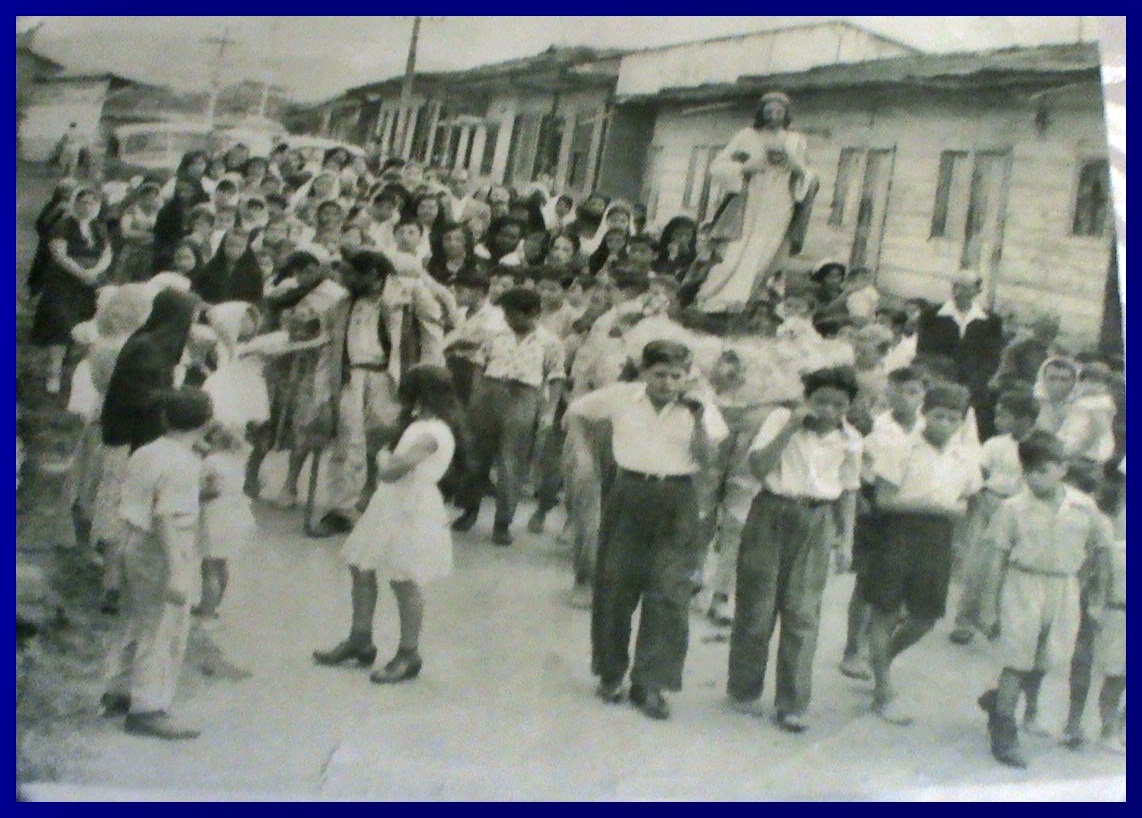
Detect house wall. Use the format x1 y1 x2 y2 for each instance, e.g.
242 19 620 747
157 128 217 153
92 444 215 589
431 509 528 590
641 82 1112 342
615 24 914 97
19 79 110 161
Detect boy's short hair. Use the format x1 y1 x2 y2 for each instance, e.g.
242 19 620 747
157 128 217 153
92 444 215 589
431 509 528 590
395 217 422 233
912 353 962 386
264 193 288 210
215 178 238 194
923 382 971 415
996 387 1038 420
496 287 542 315
641 339 692 370
887 365 925 385
801 366 860 400
316 199 344 214
345 249 395 281
163 388 213 431
453 274 489 293
1017 430 1066 472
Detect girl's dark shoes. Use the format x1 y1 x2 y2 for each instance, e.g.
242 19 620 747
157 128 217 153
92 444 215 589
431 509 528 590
313 638 377 667
370 650 422 684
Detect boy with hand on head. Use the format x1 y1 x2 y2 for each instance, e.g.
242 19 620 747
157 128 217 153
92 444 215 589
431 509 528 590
977 432 1113 768
566 340 727 721
100 388 213 740
950 388 1040 645
727 367 862 733
860 381 982 725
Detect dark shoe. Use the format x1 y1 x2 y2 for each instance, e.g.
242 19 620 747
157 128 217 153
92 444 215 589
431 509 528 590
123 712 200 740
309 511 353 538
990 716 1028 768
596 679 625 704
369 651 422 684
100 692 131 717
491 526 513 546
451 509 478 532
631 685 670 721
100 589 120 615
526 509 546 534
978 689 998 718
313 638 377 667
949 627 975 645
1061 726 1086 750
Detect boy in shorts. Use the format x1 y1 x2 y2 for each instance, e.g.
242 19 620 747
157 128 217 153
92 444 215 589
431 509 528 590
861 382 982 724
977 432 1113 767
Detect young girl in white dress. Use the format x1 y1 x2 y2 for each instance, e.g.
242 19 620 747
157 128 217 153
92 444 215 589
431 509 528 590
194 422 258 619
313 364 465 684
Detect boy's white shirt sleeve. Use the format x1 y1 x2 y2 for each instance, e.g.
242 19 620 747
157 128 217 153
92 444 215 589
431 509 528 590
749 406 792 453
567 382 628 422
983 498 1018 552
700 398 730 446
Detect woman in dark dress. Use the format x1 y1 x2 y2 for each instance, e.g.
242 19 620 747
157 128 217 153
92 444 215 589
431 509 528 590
192 229 263 305
152 152 210 272
32 186 113 395
27 178 80 297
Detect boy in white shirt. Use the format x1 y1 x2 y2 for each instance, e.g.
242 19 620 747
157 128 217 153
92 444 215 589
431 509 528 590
950 388 1039 645
861 382 982 725
100 388 212 740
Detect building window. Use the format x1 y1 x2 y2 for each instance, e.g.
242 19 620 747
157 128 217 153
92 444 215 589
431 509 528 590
1072 158 1111 237
533 114 564 181
567 118 595 189
480 124 499 176
830 147 863 227
930 150 970 238
682 145 725 219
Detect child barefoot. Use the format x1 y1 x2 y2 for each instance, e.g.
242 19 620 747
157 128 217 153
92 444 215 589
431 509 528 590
313 365 465 683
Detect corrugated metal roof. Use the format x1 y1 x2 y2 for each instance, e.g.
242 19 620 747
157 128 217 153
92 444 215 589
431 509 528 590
343 45 623 98
622 41 1101 104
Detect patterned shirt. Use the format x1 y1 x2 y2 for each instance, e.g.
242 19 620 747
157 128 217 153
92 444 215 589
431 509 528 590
481 326 566 388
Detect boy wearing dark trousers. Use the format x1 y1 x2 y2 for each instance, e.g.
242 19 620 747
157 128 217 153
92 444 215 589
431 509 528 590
727 367 862 733
977 432 1112 768
861 382 982 725
566 341 727 721
452 287 565 545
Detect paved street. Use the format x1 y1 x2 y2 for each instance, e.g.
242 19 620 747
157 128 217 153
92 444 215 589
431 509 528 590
19 459 1126 801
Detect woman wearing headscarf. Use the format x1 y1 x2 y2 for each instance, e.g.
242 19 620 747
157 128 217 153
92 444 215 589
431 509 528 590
581 198 635 256
28 178 80 297
154 168 210 274
693 91 818 313
32 186 114 395
192 229 264 305
95 287 201 611
110 180 162 284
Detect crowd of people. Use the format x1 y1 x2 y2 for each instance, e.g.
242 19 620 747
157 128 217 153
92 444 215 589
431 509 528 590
20 104 1125 770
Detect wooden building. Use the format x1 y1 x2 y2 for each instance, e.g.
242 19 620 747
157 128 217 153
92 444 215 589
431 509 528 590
311 46 622 198
605 41 1114 343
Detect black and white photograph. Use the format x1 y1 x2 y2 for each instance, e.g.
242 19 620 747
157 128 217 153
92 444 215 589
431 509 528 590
14 15 1126 800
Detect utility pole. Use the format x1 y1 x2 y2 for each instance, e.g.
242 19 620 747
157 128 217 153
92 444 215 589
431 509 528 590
202 27 236 129
395 16 422 159
257 18 282 120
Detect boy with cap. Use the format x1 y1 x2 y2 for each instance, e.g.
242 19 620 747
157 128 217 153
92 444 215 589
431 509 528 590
566 340 727 720
861 381 982 725
452 287 566 545
727 366 862 733
976 432 1112 768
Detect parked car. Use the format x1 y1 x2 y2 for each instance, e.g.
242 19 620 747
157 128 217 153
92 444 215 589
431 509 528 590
113 121 213 172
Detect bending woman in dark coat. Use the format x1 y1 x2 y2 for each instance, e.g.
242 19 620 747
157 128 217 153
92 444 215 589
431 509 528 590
96 287 200 611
